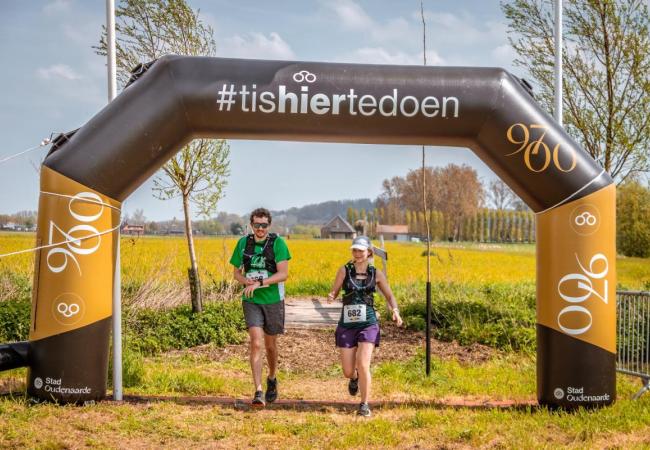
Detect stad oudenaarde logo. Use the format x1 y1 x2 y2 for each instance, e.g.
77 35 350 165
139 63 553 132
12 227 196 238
555 386 611 402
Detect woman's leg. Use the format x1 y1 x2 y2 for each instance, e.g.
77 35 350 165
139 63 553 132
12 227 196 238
340 347 357 379
356 342 375 403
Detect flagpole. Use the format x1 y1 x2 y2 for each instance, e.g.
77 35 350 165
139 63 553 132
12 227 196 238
554 0 563 126
106 0 122 402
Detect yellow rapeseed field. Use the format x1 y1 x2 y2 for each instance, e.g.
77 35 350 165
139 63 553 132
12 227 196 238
0 232 648 292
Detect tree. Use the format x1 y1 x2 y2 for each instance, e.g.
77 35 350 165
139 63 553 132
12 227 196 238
376 177 404 224
230 222 244 236
502 0 650 183
130 208 146 225
346 207 358 225
617 180 650 257
97 0 231 313
487 179 519 210
378 164 484 238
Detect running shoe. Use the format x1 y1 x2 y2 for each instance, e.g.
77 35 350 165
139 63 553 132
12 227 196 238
348 377 359 396
252 390 265 408
357 402 371 417
265 377 278 403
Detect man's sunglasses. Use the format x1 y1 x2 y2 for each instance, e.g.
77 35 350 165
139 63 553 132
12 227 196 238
252 223 269 229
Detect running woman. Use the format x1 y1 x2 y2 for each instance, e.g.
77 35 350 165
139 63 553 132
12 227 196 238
327 236 402 417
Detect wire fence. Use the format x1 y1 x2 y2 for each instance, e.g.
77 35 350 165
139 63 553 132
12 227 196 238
617 290 650 399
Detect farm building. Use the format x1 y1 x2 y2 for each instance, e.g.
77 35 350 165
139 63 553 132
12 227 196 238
321 215 356 239
121 223 145 236
376 224 410 241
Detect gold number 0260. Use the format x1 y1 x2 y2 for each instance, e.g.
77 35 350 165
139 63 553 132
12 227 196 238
506 123 576 173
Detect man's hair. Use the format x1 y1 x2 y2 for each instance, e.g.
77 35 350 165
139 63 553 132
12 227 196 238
250 207 272 224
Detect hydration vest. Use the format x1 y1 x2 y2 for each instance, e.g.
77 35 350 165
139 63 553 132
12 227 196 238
242 233 278 274
341 262 376 307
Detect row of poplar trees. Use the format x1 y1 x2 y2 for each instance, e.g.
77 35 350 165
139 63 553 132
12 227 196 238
347 207 536 243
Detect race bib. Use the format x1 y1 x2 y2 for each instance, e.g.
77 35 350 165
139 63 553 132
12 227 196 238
343 304 366 323
246 270 269 288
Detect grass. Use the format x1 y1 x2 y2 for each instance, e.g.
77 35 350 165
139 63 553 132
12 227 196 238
1 350 650 448
1 232 649 447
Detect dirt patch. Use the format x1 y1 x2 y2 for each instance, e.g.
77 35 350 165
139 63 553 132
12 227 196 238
176 321 495 373
0 377 24 393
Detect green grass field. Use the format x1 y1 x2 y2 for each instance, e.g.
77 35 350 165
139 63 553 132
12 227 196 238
1 349 649 449
1 232 649 448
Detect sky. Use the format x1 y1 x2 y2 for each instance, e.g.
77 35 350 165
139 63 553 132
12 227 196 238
0 0 521 221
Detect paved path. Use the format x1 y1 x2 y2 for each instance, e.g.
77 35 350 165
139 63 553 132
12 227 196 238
285 297 341 328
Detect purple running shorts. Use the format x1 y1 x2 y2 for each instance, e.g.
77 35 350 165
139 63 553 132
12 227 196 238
335 324 380 348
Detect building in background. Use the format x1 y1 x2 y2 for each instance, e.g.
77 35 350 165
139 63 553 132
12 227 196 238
121 223 145 236
376 224 409 241
321 215 356 239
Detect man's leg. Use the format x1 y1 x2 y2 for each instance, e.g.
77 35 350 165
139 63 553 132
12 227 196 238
248 326 265 392
261 301 283 404
264 333 278 379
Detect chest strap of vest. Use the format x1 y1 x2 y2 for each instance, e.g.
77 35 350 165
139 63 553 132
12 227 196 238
243 233 278 274
342 263 375 307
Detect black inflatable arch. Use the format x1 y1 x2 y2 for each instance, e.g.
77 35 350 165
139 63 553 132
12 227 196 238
0 56 616 408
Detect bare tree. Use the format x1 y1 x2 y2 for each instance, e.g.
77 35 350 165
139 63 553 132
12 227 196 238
502 0 650 183
379 164 485 239
97 0 231 312
130 208 146 225
487 179 518 210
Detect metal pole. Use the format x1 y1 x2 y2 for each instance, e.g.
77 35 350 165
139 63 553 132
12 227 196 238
420 0 432 377
106 0 122 401
554 0 563 125
107 0 117 102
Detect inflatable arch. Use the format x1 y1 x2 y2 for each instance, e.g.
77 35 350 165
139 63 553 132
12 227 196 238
0 56 616 408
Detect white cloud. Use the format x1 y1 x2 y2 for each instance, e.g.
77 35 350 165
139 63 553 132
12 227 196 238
422 11 508 48
328 0 374 30
62 21 103 46
36 64 82 81
343 47 445 66
43 0 72 15
219 32 296 60
491 44 517 65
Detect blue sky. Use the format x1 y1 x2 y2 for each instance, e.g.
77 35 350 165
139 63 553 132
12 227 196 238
0 0 520 221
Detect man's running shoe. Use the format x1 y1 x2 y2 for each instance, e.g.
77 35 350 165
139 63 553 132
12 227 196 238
357 402 371 417
265 377 278 403
252 390 265 408
348 377 359 396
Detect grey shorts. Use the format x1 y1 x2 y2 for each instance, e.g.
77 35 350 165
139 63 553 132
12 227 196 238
242 300 285 335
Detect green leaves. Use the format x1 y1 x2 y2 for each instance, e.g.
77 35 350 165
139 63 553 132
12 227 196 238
502 0 650 183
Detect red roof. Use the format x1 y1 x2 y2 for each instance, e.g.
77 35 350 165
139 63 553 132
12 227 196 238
376 224 409 234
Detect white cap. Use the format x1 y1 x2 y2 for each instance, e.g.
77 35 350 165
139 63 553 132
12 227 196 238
350 236 371 250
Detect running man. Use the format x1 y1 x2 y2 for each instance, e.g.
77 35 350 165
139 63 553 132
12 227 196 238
230 208 291 407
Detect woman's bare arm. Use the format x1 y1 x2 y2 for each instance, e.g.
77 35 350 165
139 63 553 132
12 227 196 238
327 266 346 301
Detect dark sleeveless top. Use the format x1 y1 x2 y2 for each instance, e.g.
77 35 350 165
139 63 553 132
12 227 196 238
337 262 379 329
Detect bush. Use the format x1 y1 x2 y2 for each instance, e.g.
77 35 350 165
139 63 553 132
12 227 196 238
125 300 246 355
617 181 650 258
0 299 30 342
0 296 246 356
397 282 536 353
108 345 145 388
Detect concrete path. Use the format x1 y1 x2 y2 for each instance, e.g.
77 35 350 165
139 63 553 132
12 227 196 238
285 297 341 328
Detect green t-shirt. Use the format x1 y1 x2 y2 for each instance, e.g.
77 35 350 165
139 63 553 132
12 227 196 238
230 235 291 304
